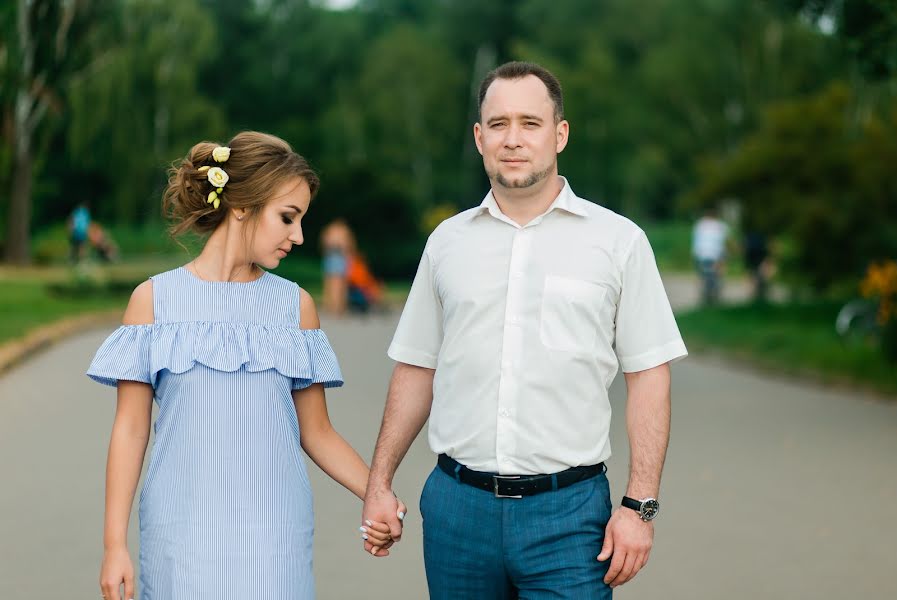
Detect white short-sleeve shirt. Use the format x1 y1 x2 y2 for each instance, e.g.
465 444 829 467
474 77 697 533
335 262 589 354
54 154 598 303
388 178 687 475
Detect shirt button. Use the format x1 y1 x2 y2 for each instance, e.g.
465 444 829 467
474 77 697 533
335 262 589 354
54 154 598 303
511 271 524 279
500 408 510 417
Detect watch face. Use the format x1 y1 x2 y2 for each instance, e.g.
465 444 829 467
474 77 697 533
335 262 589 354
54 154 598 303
641 499 660 521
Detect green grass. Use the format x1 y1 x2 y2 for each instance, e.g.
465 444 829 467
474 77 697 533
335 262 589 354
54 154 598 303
677 301 897 396
0 248 401 345
6 221 413 347
0 279 129 343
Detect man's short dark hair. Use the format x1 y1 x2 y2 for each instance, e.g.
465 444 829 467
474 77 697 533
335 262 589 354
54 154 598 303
478 61 564 123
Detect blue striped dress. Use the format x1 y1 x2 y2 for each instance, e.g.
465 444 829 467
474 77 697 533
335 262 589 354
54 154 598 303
87 266 342 599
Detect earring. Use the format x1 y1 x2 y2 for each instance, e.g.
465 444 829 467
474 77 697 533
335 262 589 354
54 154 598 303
236 215 244 221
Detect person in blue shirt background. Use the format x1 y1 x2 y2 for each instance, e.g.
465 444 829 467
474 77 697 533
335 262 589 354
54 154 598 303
69 202 91 263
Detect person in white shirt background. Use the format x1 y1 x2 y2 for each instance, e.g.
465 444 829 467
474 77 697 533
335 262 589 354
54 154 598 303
691 206 730 305
360 61 688 599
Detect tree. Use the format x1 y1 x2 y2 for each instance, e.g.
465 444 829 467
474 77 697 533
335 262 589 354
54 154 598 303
66 0 223 225
785 0 897 80
511 0 839 219
692 83 897 291
1 0 107 264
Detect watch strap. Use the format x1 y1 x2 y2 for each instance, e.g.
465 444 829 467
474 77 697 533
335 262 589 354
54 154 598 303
621 496 642 513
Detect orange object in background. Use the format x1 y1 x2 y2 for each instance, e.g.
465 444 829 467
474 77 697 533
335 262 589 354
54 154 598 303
346 253 384 305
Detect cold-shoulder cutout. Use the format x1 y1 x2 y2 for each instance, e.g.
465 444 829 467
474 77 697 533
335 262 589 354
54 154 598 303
123 279 154 325
298 288 320 330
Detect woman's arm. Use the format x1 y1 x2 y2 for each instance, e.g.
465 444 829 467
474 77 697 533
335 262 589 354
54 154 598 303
293 382 371 499
292 289 370 500
104 381 153 549
100 281 154 600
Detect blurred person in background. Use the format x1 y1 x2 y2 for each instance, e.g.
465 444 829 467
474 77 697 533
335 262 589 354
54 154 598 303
743 230 773 303
88 222 119 263
362 61 687 598
320 218 353 315
69 201 91 263
691 206 729 305
321 218 385 314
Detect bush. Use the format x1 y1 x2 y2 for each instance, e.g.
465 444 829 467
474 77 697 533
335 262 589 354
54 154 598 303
32 224 72 265
692 83 897 292
46 264 142 298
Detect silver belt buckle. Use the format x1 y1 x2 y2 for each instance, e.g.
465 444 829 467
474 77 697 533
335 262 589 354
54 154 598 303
493 475 522 499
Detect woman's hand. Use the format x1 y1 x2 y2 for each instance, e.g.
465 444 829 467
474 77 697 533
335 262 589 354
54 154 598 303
362 496 408 557
99 545 135 600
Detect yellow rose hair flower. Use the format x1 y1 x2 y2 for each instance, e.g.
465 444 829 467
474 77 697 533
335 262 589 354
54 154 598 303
207 167 229 188
212 146 231 163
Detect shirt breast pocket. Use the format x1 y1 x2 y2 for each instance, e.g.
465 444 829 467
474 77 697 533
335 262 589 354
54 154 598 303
540 275 606 354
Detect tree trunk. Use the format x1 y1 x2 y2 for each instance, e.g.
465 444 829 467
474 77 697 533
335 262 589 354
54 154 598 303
5 139 33 264
5 0 34 265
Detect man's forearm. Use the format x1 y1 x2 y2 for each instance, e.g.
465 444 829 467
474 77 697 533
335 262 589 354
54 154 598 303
623 363 671 499
367 362 435 493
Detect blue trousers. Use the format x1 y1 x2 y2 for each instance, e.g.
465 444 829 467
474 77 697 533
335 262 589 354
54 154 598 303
420 465 613 599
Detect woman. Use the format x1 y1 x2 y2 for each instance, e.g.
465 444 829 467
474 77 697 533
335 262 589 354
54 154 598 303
88 132 404 600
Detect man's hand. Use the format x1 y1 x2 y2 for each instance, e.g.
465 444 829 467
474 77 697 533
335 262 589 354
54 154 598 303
361 487 406 557
597 508 654 587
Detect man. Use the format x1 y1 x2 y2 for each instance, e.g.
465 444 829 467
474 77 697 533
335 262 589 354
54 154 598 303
691 206 729 305
362 61 687 598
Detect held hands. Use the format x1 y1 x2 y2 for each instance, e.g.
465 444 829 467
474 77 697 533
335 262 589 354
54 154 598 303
99 545 135 600
361 488 407 557
597 508 654 588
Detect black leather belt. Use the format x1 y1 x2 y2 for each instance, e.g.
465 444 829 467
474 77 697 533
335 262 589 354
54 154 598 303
437 453 605 498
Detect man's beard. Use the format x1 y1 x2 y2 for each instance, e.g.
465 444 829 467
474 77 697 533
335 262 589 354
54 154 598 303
491 164 552 189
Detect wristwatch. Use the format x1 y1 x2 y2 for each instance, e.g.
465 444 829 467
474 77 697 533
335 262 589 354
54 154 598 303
621 496 660 521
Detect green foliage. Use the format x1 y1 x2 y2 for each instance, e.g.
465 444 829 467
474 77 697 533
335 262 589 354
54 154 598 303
787 0 897 80
30 222 201 264
31 224 72 265
882 319 897 363
65 0 224 225
693 82 897 291
642 221 696 273
3 0 895 279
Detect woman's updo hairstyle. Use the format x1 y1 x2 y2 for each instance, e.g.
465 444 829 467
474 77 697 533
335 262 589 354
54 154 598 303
163 131 320 238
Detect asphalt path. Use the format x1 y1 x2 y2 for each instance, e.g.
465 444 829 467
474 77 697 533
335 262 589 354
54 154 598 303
1 276 895 599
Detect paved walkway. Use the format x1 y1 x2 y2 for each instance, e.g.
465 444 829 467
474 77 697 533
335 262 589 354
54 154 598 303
1 276 895 598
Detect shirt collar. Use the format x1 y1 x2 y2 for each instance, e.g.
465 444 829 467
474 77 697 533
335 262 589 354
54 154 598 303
471 176 588 223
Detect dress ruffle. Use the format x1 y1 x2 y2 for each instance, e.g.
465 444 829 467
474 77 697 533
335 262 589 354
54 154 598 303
87 322 344 390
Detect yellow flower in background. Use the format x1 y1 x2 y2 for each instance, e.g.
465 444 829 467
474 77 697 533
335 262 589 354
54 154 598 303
197 165 210 173
207 167 229 188
861 260 897 297
861 259 897 325
212 146 231 163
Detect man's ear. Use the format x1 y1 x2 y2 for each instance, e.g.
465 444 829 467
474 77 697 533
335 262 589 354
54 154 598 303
556 120 569 154
473 122 485 156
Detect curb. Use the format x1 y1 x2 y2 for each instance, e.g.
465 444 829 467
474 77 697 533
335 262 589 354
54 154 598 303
0 310 122 375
